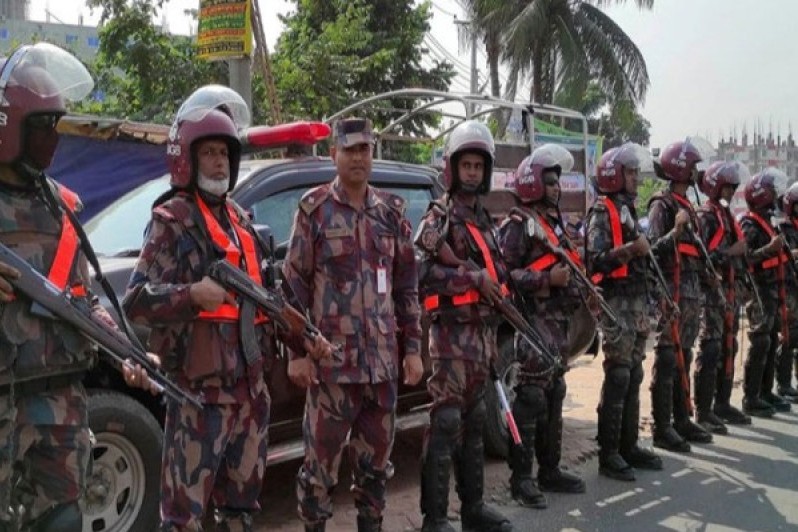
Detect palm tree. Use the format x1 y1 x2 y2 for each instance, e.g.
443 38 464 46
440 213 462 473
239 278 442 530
462 0 652 106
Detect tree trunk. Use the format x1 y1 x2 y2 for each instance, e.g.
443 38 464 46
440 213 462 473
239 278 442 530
486 31 501 98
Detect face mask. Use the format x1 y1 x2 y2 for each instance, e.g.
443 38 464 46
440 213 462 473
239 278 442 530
197 172 229 197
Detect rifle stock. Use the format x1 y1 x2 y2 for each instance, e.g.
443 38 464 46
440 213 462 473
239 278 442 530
206 259 334 360
0 242 202 408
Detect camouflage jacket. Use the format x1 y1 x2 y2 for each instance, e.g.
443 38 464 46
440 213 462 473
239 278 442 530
585 193 648 297
498 205 581 314
282 177 421 384
697 200 747 297
647 189 703 298
740 208 787 301
124 191 292 403
0 180 98 384
416 193 505 361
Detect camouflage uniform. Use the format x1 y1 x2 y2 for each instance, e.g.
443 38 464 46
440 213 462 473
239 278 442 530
647 189 708 445
499 206 586 496
0 181 97 529
282 177 421 528
417 193 516 529
695 200 745 427
777 218 798 394
586 193 659 476
124 191 301 531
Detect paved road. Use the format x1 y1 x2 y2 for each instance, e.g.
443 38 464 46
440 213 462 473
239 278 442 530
252 347 798 531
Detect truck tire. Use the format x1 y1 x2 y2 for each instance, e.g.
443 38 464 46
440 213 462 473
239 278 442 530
83 390 163 532
483 331 518 459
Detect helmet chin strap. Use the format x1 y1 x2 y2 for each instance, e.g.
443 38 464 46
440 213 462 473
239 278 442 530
11 159 44 188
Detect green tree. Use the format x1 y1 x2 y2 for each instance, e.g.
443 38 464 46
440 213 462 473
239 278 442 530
462 0 652 106
81 0 231 123
272 0 455 136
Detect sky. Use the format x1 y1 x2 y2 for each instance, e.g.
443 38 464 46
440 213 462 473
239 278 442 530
26 0 798 150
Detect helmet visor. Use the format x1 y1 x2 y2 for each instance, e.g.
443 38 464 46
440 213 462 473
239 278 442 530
685 136 716 171
762 167 789 197
0 42 93 104
175 85 251 130
616 142 653 173
530 144 575 173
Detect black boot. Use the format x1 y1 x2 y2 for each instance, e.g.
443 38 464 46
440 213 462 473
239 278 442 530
214 509 254 532
420 408 457 532
651 357 690 453
536 378 586 493
761 391 791 412
456 401 513 532
508 385 547 508
356 515 382 532
777 384 798 403
619 365 663 471
674 369 713 444
597 366 635 481
304 522 326 532
694 340 728 435
714 375 751 425
742 396 776 418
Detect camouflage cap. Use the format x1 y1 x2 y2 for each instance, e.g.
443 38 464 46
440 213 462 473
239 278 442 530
333 117 375 148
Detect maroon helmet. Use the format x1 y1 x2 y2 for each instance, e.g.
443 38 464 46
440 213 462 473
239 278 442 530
783 182 798 216
655 137 713 183
700 160 749 200
0 43 92 167
511 144 574 203
167 85 249 190
596 142 651 194
442 120 495 194
744 167 788 210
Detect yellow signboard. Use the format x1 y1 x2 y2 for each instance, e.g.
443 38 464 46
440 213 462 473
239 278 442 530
197 0 253 60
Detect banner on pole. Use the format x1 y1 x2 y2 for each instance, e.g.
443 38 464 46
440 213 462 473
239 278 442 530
197 0 253 60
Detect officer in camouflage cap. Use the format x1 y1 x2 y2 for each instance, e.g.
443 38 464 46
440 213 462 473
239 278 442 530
0 43 157 530
283 117 423 532
416 120 512 532
124 86 332 531
498 144 586 506
586 143 662 482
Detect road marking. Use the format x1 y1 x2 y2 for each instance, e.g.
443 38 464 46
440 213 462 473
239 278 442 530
671 468 693 478
625 496 671 516
595 488 644 507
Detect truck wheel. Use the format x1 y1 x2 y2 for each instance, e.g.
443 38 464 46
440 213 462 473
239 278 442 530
83 391 163 532
483 332 518 459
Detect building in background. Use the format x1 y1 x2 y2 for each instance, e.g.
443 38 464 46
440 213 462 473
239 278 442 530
0 18 99 62
0 0 29 20
714 125 798 181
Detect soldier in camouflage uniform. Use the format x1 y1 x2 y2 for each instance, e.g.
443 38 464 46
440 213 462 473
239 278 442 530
738 169 793 417
124 87 331 532
498 144 586 505
586 143 663 482
283 118 423 532
776 182 798 401
415 121 512 531
694 162 752 430
0 43 157 531
647 139 713 452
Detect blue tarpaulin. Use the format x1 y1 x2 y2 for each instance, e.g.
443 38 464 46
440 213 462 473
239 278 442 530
49 134 167 222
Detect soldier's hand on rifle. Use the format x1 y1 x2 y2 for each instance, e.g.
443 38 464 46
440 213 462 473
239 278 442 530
303 334 334 360
288 357 318 388
630 234 651 257
763 235 785 255
123 353 162 395
725 240 747 257
470 269 503 305
190 276 236 312
674 210 691 237
549 264 570 287
0 260 21 302
403 354 424 386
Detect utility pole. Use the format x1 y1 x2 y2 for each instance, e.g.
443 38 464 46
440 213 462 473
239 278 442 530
453 19 478 95
250 0 282 123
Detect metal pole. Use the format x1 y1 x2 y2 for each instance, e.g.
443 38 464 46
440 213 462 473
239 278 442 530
228 57 252 112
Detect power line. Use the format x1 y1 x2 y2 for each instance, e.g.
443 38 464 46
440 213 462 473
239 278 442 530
430 0 460 19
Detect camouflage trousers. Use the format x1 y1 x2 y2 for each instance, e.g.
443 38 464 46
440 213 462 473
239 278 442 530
160 389 271 532
600 295 649 368
0 384 90 527
296 380 397 524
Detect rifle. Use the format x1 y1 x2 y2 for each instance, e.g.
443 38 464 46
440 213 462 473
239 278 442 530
206 259 334 360
686 223 728 306
435 242 560 375
0 242 202 408
525 216 621 328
